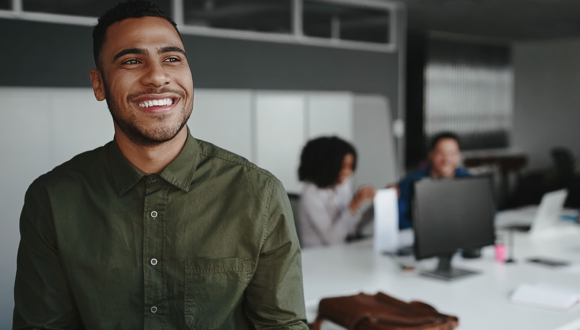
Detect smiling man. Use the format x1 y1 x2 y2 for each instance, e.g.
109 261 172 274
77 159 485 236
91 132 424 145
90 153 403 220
396 132 470 229
13 2 307 329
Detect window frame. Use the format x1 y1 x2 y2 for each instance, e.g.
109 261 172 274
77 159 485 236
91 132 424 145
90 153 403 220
0 0 398 53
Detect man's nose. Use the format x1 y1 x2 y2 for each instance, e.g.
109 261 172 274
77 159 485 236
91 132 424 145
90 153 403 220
141 61 171 87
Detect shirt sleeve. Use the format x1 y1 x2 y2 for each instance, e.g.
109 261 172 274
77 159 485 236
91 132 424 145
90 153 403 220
243 179 308 329
13 180 81 330
299 185 359 246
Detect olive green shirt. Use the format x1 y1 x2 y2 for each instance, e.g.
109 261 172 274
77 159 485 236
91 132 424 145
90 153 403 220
13 130 308 330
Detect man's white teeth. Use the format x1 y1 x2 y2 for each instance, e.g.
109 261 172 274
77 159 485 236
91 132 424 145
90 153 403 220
138 98 174 108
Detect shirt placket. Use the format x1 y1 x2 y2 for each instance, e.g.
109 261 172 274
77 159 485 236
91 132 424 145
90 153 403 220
143 174 166 328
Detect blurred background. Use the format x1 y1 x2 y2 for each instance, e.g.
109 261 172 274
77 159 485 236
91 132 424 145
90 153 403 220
2 0 580 327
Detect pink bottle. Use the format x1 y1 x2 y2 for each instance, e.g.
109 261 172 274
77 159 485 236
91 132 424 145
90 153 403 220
495 243 507 262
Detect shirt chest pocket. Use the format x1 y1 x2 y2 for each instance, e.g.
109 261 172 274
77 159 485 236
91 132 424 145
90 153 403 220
184 257 250 330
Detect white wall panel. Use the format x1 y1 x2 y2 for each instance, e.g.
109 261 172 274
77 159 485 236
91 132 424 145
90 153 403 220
255 93 305 193
50 89 114 166
189 89 253 161
0 88 52 325
352 95 397 188
307 93 353 142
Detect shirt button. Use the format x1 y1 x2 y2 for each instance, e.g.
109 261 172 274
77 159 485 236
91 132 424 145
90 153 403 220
151 211 158 218
150 306 158 314
150 176 157 183
151 258 158 266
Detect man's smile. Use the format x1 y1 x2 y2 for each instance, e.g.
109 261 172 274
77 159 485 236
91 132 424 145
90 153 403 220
130 93 182 114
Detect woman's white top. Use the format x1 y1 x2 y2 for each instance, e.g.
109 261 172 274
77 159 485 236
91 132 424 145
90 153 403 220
298 180 361 248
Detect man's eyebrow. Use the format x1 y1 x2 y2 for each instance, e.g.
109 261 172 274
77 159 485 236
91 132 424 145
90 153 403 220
113 48 149 62
159 46 186 56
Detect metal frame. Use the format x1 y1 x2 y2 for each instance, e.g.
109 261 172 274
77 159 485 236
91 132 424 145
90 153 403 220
396 3 406 178
0 0 398 53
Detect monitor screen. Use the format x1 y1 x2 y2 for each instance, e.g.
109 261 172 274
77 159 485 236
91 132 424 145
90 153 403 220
413 176 495 260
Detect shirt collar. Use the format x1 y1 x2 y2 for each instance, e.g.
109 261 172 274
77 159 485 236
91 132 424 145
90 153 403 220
108 127 199 196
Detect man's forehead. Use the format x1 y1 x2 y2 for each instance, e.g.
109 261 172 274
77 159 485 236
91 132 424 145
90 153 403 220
436 138 460 150
104 16 182 52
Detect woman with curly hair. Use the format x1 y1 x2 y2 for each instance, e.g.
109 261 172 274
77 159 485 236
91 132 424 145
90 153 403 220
298 136 376 248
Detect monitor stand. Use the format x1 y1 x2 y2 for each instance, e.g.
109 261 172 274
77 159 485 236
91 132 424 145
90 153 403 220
420 255 479 281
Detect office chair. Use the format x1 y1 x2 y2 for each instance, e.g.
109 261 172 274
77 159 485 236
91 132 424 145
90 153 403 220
287 193 302 244
551 147 575 187
551 147 580 208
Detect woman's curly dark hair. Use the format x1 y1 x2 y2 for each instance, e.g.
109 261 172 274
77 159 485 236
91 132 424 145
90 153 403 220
298 136 357 189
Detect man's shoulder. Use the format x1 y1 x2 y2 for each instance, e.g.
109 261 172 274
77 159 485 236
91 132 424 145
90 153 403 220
31 143 110 190
455 167 471 177
195 139 279 185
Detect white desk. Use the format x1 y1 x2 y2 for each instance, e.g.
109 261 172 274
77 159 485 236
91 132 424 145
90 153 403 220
301 222 580 330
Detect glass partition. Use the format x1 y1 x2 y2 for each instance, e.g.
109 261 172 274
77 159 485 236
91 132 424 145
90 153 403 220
184 0 293 35
23 0 171 18
303 0 390 44
5 0 396 52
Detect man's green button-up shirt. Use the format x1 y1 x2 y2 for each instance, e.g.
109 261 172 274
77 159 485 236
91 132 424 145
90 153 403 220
13 131 308 330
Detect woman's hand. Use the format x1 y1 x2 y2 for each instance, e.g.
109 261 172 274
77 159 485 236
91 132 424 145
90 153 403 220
349 185 376 213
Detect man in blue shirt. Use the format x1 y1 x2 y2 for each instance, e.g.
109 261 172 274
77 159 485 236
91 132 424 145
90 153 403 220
397 132 470 229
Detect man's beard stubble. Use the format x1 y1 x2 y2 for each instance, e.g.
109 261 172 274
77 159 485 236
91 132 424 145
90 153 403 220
103 81 193 147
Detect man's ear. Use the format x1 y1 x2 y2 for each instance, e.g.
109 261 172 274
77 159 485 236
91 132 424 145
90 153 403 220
90 68 106 101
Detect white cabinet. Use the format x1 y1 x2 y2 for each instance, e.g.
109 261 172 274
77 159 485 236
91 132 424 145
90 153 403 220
352 95 397 188
255 93 306 193
189 89 253 161
307 93 353 142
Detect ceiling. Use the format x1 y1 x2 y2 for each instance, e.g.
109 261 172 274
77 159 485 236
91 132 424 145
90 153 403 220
395 0 580 41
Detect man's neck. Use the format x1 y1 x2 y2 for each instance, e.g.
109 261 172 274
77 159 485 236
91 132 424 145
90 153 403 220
429 167 454 179
430 168 441 179
114 125 188 175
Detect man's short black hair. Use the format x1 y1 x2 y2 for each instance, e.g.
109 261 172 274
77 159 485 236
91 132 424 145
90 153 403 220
92 0 182 68
429 131 461 151
298 136 357 189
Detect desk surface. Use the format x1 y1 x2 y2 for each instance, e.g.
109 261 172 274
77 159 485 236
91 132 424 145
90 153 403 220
301 222 580 330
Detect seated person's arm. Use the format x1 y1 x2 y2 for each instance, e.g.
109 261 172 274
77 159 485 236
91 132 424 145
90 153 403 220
348 185 376 214
301 186 370 245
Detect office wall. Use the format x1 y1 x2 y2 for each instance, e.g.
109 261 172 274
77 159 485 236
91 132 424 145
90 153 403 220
0 18 399 115
513 38 580 170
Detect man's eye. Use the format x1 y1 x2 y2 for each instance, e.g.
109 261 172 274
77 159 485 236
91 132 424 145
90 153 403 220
123 59 140 65
165 57 180 62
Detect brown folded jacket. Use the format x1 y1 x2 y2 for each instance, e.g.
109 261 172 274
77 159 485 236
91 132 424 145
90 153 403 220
312 292 459 330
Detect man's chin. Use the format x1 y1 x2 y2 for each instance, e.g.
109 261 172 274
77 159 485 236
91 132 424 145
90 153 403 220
441 170 456 178
115 120 186 147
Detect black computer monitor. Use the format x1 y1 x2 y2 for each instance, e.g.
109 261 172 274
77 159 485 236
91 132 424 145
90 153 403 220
413 176 495 280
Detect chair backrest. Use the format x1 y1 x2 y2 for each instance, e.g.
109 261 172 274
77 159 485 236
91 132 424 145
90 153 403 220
551 147 575 186
287 193 302 244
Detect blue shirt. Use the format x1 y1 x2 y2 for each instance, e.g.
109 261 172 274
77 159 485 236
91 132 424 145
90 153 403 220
397 167 471 229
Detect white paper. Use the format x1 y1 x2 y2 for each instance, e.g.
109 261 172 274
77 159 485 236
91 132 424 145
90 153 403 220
562 264 580 274
373 188 399 253
510 283 580 311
